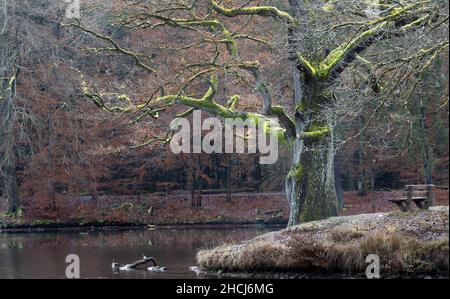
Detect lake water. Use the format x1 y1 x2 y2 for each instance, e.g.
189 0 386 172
0 226 279 279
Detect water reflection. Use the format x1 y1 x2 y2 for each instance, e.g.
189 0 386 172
0 226 279 279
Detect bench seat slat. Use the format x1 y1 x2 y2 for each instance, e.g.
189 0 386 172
404 185 434 190
387 197 427 202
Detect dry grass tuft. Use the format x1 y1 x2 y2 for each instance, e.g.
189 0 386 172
326 231 449 273
197 238 289 271
328 225 365 243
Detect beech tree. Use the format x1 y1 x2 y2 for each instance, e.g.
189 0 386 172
0 0 22 214
67 0 449 225
0 0 94 215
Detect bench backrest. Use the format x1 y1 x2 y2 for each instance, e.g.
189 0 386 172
404 185 434 199
404 184 434 190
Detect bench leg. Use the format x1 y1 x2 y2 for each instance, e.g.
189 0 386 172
405 201 412 211
394 202 408 212
426 186 434 209
414 199 426 210
406 186 413 211
424 194 434 209
423 198 432 210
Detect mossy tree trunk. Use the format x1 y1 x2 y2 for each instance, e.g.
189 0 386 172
286 141 339 225
286 68 339 226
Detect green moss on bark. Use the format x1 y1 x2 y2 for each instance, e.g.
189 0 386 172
287 134 338 225
300 126 330 141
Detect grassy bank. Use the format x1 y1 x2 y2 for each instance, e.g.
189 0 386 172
197 206 449 278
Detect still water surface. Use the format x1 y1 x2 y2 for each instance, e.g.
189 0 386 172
0 226 278 279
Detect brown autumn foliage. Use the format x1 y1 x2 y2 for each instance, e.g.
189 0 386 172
0 1 448 223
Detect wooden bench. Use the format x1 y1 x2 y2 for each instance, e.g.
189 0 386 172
387 185 434 212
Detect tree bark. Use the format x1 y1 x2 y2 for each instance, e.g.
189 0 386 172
286 137 339 225
190 156 197 207
190 155 202 208
225 154 232 202
370 167 376 213
196 180 202 207
285 68 339 226
2 156 20 214
419 98 433 185
195 155 203 208
334 154 344 211
47 111 57 209
254 153 262 192
0 75 20 215
214 155 220 188
357 115 367 196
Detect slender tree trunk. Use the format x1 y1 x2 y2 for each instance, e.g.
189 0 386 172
190 156 197 207
47 112 56 209
419 99 433 184
0 75 20 215
367 135 377 213
2 154 20 214
286 69 338 226
254 154 262 192
357 115 367 196
214 155 220 188
196 176 202 208
370 168 376 213
190 155 202 208
334 154 344 211
225 154 231 202
344 161 351 191
195 155 202 208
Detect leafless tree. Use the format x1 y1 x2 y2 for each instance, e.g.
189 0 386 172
0 0 21 214
65 0 448 225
